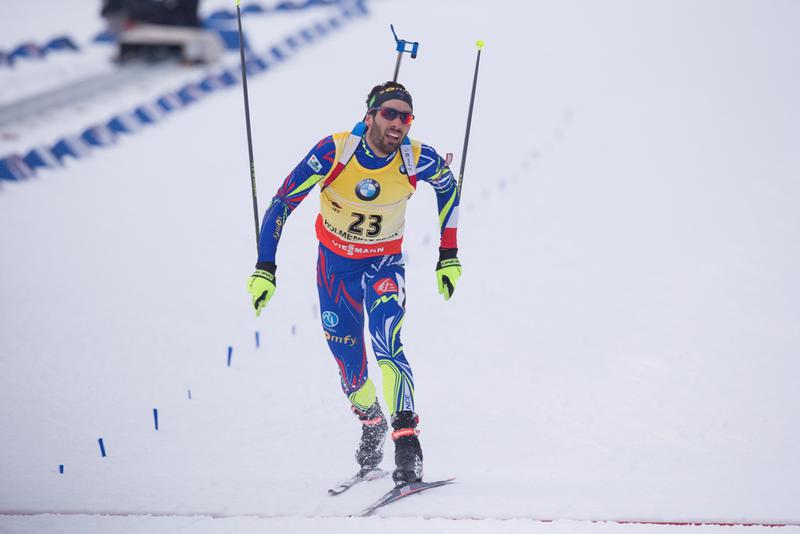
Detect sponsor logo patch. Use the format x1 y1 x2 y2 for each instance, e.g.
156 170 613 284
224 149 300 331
324 331 358 347
373 277 398 296
355 178 380 201
307 154 323 173
321 310 339 328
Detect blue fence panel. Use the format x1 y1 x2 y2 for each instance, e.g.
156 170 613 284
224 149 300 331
44 36 79 52
24 147 62 170
242 4 267 15
0 155 36 181
81 125 118 147
107 115 136 134
51 137 90 163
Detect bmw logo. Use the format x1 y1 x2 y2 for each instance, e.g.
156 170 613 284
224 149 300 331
322 311 339 329
355 178 381 201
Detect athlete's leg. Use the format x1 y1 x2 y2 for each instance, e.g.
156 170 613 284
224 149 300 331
316 245 371 404
363 255 415 415
317 245 387 469
363 254 422 484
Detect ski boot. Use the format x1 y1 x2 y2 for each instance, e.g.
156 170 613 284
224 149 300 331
352 401 388 473
391 411 423 485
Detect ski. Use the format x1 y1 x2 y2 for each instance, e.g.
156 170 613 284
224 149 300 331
358 477 455 516
328 468 389 496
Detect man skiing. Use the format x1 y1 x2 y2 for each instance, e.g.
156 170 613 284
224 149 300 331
247 81 462 486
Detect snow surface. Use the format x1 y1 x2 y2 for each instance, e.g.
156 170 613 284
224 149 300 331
2 0 800 533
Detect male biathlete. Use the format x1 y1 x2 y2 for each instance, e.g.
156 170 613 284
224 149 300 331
247 81 462 485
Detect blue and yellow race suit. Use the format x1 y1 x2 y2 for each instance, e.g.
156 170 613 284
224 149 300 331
257 131 460 415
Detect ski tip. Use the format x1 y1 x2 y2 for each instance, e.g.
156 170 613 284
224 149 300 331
476 40 485 50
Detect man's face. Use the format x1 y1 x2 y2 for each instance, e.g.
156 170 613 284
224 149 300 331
365 98 413 157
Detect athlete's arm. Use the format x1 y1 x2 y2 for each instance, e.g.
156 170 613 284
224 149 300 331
256 136 336 263
415 144 460 250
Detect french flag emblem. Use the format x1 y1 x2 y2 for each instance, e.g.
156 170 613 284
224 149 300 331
373 277 398 296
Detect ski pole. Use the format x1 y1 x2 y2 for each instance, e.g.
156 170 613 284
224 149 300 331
457 40 485 195
236 0 260 248
390 24 419 82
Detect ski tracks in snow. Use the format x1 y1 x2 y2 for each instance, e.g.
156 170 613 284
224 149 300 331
2 509 799 534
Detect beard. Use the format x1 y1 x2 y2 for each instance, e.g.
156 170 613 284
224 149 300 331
367 123 403 156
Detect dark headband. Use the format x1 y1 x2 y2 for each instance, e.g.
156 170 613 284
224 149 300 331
367 86 413 111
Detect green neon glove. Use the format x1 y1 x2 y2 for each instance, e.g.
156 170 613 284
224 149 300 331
436 248 462 301
247 263 276 317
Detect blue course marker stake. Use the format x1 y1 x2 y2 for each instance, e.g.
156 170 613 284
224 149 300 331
292 325 296 336
59 464 64 474
98 438 106 457
153 408 159 431
255 331 260 348
188 389 192 400
227 346 233 367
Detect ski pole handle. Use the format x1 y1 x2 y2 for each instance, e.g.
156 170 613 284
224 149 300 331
457 40 484 195
236 0 261 249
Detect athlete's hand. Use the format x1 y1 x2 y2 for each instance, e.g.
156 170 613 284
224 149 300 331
436 249 462 301
247 263 276 317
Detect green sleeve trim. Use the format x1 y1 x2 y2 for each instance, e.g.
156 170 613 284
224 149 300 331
288 173 323 197
438 188 457 228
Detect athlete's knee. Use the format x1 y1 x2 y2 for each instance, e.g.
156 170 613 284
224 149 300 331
369 320 405 362
377 358 415 415
339 368 372 397
325 330 367 396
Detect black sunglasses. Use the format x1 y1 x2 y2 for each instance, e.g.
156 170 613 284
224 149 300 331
371 106 414 125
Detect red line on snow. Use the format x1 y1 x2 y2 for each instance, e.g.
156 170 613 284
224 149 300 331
533 518 799 529
1 510 799 528
433 516 800 529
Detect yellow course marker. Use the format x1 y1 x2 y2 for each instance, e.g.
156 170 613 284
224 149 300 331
476 40 485 49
